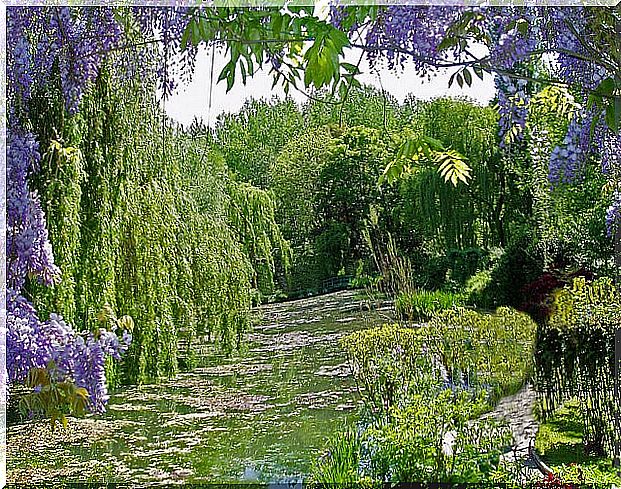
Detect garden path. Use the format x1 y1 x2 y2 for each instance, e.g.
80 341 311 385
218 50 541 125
484 384 541 481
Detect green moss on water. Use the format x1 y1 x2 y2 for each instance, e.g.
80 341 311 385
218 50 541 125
535 399 621 485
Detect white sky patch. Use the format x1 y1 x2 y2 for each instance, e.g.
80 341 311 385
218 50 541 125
164 45 496 127
313 0 330 21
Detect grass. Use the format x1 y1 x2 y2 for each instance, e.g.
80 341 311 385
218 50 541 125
535 399 621 485
394 289 465 321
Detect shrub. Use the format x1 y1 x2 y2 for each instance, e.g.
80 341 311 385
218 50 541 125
336 307 537 485
342 307 537 412
340 325 441 414
363 390 512 483
481 232 545 308
536 277 621 457
426 307 537 402
394 289 465 321
445 247 490 285
517 272 563 325
464 269 493 309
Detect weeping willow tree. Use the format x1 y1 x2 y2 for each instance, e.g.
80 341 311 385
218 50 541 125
227 181 291 299
26 57 284 385
399 97 513 252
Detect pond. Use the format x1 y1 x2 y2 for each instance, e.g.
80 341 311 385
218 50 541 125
7 290 393 485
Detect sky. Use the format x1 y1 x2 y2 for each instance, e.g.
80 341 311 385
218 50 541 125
164 45 497 127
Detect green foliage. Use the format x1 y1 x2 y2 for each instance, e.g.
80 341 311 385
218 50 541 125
464 269 494 308
478 231 545 308
26 63 284 386
181 6 364 100
536 277 621 456
394 289 465 322
397 98 513 252
342 307 536 415
214 97 304 188
309 429 371 487
19 365 89 431
336 309 532 484
314 126 399 281
445 247 491 286
380 132 472 187
272 124 400 292
219 95 528 299
526 85 614 275
341 325 438 414
363 231 416 297
271 125 334 244
365 391 512 483
535 399 621 486
305 85 400 131
228 181 291 298
426 307 537 402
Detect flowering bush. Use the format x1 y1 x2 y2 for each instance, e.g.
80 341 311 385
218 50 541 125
534 472 574 489
9 305 132 420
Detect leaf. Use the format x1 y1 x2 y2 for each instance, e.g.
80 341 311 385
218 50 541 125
340 62 360 75
434 151 471 187
217 62 231 83
75 387 89 400
596 77 615 96
456 73 464 89
338 80 348 100
586 93 600 110
448 72 457 88
226 71 235 92
463 68 472 87
422 136 445 152
118 315 134 332
271 14 283 37
605 102 619 133
329 27 350 51
180 21 193 51
240 59 247 84
191 19 201 47
516 18 529 37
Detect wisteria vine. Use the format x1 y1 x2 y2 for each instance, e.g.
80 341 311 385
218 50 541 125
7 7 134 416
334 5 620 235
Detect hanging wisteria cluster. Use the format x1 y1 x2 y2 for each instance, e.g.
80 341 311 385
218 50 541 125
7 6 135 415
130 7 197 97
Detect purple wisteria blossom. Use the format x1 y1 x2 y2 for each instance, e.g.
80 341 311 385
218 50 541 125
7 7 132 415
606 192 620 238
548 111 592 187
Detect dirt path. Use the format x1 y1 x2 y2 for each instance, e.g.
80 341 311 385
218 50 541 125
484 384 541 481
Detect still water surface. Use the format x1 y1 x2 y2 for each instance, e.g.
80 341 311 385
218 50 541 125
8 290 392 485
